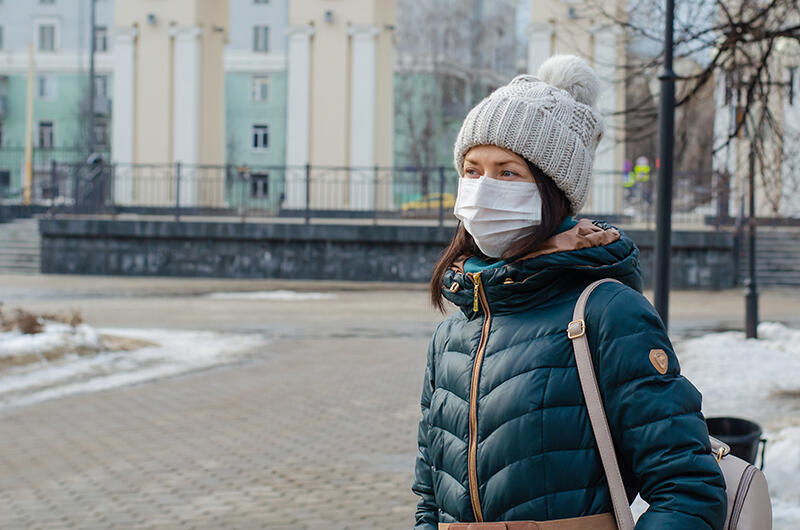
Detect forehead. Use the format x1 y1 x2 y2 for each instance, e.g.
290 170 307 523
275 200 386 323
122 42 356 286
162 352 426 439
464 145 526 164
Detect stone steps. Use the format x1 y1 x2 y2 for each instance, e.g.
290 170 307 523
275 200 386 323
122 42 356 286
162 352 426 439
0 218 41 274
737 228 800 286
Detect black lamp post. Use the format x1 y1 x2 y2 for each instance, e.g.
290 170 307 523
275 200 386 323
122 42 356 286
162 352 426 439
88 0 96 156
653 0 676 328
745 143 759 338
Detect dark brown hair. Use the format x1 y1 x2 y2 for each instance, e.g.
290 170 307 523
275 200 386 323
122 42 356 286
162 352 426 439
429 161 571 311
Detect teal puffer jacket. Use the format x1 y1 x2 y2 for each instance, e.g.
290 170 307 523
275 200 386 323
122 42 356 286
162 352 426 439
413 220 727 529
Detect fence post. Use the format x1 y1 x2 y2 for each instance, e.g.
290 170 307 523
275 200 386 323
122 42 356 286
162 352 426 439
49 160 57 211
438 166 446 227
109 163 116 218
175 161 181 222
373 165 379 225
305 163 311 225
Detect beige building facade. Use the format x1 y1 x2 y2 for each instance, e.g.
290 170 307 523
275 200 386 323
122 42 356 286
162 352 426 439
113 0 229 207
285 0 395 209
528 0 627 215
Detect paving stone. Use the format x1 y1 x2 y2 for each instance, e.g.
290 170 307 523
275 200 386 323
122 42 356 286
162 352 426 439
0 335 426 529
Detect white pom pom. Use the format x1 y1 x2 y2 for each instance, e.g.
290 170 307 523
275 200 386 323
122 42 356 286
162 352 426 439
536 55 600 107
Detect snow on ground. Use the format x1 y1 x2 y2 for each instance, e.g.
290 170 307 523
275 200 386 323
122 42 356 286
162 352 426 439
1 322 102 362
677 322 800 529
0 324 269 409
205 290 335 301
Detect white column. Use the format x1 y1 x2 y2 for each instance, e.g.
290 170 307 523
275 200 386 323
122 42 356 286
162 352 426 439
782 67 800 216
285 25 314 209
589 25 618 214
111 26 137 205
349 25 380 210
527 23 553 75
171 25 203 207
712 71 738 219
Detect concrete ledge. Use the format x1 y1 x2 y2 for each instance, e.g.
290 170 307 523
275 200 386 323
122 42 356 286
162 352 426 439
39 219 736 288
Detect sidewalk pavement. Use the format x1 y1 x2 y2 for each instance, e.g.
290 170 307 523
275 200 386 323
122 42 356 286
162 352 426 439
0 274 798 529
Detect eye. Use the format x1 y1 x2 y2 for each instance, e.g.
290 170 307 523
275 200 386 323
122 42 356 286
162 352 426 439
464 167 481 178
500 170 519 178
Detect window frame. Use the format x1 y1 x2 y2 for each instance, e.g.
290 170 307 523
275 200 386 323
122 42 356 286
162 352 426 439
251 124 269 151
94 74 108 99
38 121 55 148
249 172 270 199
94 25 108 52
36 75 58 101
93 120 109 148
252 25 270 53
251 75 270 103
34 18 59 52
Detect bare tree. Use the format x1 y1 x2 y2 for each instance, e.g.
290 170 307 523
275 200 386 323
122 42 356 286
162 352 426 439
393 0 522 191
587 0 800 216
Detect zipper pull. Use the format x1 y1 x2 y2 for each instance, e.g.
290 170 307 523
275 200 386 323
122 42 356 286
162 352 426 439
473 272 481 313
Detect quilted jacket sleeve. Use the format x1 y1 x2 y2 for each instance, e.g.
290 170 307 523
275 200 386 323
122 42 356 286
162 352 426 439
590 286 727 530
411 327 440 529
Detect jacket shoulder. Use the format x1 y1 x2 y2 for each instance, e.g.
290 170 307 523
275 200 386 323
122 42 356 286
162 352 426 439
585 281 663 334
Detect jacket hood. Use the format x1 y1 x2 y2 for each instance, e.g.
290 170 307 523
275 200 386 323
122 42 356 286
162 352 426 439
442 219 642 317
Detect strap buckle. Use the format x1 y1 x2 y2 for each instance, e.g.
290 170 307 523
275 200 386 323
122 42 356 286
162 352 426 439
567 319 585 340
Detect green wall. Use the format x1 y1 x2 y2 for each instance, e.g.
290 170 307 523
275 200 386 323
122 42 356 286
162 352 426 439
224 71 287 211
0 72 111 195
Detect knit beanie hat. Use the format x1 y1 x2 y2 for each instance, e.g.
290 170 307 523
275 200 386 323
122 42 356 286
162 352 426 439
453 55 604 214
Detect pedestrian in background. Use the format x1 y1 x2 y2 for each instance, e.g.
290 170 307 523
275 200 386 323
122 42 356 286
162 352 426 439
412 55 727 529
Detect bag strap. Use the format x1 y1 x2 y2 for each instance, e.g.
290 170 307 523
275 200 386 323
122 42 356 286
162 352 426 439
568 278 635 530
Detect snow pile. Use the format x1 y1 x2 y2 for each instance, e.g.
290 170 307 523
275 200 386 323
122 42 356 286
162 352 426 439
678 322 800 426
677 322 800 529
0 326 269 409
766 426 800 526
1 322 102 362
205 290 335 301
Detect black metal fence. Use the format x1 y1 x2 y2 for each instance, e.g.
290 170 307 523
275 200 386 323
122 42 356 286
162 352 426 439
0 157 732 227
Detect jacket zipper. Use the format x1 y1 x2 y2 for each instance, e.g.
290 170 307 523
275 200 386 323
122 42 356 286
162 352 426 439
468 272 491 522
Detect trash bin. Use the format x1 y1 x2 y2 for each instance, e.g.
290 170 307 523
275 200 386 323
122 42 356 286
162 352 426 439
706 417 766 468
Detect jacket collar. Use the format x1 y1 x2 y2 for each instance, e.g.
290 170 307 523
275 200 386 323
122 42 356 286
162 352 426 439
442 219 642 317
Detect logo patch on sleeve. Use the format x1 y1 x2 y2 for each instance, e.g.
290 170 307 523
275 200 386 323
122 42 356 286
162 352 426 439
649 349 669 375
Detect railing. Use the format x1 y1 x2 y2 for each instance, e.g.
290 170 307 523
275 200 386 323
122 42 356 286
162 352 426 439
0 159 735 228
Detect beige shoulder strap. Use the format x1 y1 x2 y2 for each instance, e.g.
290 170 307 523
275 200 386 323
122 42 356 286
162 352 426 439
568 278 635 530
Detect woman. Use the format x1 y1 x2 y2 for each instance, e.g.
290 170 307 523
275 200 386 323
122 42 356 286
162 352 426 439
412 55 727 529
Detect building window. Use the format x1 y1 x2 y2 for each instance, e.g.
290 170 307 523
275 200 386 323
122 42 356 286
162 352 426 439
94 26 108 52
251 76 269 102
250 172 269 198
38 121 54 148
94 121 109 148
253 26 269 52
252 124 269 150
37 75 57 100
37 24 56 51
94 75 108 98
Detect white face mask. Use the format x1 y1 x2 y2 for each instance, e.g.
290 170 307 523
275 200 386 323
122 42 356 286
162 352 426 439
453 176 542 258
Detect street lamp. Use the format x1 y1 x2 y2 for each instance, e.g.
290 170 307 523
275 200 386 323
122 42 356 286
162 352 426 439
745 137 759 338
88 0 96 156
653 0 676 328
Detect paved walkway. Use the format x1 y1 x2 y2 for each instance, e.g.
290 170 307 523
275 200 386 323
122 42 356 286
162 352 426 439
1 274 799 529
0 331 427 529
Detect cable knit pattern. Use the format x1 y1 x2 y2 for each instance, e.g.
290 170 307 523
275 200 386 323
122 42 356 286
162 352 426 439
453 56 605 214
